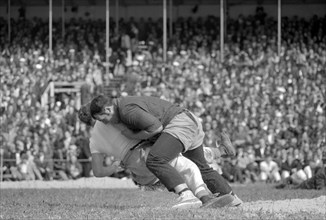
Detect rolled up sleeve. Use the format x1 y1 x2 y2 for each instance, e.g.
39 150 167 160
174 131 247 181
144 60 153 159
120 104 162 132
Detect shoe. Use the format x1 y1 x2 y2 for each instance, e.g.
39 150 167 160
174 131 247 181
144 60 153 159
213 193 243 207
172 190 202 209
229 194 243 207
201 194 235 208
217 131 236 157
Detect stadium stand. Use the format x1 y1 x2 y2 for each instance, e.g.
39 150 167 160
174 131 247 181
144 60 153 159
0 0 325 184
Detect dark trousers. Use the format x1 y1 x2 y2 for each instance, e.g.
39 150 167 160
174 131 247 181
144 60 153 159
82 162 92 178
146 132 232 194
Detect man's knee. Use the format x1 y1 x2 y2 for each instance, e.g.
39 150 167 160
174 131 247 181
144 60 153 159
146 152 168 171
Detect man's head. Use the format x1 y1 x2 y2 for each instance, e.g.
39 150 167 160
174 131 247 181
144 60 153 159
78 103 95 127
90 95 114 124
265 154 273 163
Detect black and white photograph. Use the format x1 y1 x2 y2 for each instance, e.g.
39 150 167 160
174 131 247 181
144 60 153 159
0 0 325 219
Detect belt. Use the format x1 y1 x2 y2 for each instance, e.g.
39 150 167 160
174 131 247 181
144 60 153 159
180 109 198 127
129 140 145 151
121 140 145 169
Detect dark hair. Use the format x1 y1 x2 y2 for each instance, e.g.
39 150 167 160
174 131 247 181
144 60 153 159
265 153 272 158
90 95 112 119
78 103 94 127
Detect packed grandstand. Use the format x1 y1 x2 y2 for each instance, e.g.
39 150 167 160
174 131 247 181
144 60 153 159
0 1 325 187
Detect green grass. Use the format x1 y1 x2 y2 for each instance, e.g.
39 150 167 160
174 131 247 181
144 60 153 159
0 183 325 220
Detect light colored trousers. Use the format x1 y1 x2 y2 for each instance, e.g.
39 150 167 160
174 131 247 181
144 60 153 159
122 144 207 196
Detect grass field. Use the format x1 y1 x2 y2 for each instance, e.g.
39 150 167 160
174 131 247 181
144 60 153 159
0 183 325 220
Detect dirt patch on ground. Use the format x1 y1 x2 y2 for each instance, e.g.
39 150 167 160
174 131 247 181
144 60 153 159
0 177 138 189
242 196 326 217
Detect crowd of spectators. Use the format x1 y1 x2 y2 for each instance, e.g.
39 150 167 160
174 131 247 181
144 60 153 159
0 7 325 186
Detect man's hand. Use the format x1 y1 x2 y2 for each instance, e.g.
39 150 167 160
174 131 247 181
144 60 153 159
110 162 119 172
92 153 119 177
111 161 124 172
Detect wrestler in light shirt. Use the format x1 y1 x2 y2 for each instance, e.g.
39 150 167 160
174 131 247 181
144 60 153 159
90 121 211 203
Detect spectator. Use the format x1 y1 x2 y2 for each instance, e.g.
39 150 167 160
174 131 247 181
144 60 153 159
1 143 23 181
246 149 259 182
294 165 326 190
259 154 281 183
276 161 326 190
221 158 244 184
75 134 92 178
17 153 35 181
290 151 309 184
0 148 12 181
236 148 252 183
26 150 43 180
34 151 53 180
0 13 325 184
280 151 293 180
66 154 83 179
221 158 235 183
53 158 69 181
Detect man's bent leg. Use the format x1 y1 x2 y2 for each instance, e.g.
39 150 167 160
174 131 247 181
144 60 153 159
146 132 187 192
171 156 208 197
146 133 203 209
183 146 243 207
183 145 232 195
171 155 239 208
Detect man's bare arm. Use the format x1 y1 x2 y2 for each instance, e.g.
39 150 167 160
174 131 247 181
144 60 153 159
91 153 119 177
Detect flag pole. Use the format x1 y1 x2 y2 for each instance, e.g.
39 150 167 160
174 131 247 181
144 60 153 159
163 0 167 63
106 0 110 74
